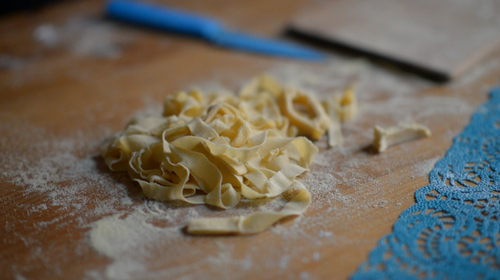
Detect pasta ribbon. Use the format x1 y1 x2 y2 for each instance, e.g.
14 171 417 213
101 75 342 234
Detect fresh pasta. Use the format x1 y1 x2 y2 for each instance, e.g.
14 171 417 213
101 75 354 234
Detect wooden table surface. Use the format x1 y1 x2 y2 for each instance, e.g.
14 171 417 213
2 1 500 279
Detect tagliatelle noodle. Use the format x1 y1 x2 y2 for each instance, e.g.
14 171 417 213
372 122 431 152
336 85 357 122
101 75 330 234
324 96 343 148
322 85 358 148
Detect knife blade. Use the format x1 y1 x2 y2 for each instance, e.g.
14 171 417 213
106 0 326 61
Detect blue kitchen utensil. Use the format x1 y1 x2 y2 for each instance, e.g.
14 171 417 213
106 0 326 61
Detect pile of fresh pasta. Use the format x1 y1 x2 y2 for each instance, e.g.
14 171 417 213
101 75 356 234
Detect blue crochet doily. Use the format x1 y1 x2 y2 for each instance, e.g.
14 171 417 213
352 86 500 280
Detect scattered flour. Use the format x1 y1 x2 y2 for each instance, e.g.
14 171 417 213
0 55 27 71
411 156 441 179
3 53 499 279
89 211 183 279
312 252 321 262
318 231 334 238
33 17 135 59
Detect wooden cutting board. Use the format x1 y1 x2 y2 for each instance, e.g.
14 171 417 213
2 0 500 279
289 0 500 81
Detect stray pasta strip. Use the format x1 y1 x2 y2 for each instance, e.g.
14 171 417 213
101 74 339 234
322 85 357 148
336 85 357 122
323 97 343 148
187 185 310 234
372 122 431 152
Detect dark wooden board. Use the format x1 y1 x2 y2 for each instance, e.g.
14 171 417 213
289 0 500 81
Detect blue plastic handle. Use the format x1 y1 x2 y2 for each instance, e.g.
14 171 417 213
106 0 223 38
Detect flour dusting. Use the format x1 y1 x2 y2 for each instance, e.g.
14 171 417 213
411 156 440 179
33 17 135 59
3 54 499 279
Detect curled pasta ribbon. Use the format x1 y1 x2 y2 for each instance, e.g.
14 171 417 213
187 183 310 234
372 122 431 152
101 75 327 234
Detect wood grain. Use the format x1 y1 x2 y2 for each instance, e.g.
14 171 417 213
1 0 500 279
289 0 500 81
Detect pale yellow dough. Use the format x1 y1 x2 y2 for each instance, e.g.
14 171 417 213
372 122 431 152
322 85 357 148
101 75 339 235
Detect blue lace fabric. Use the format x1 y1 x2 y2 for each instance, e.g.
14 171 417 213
352 86 500 280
